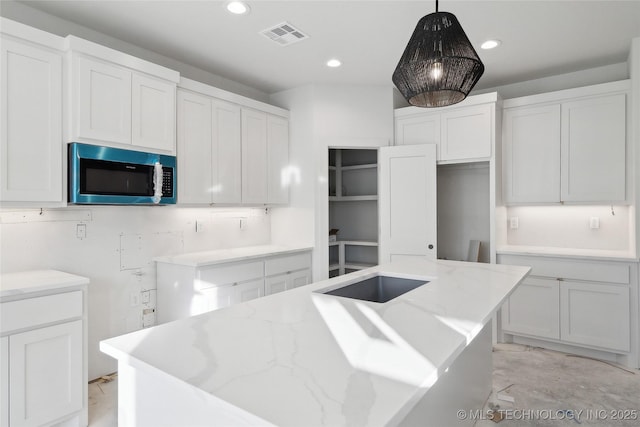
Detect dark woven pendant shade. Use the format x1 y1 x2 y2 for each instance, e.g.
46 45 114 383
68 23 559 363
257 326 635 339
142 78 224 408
392 6 484 108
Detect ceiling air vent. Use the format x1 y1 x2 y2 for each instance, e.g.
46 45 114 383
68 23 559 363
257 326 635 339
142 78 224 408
260 22 309 46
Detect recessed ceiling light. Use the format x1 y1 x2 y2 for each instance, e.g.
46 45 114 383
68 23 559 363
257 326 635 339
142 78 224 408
226 1 250 15
327 59 342 68
481 39 501 50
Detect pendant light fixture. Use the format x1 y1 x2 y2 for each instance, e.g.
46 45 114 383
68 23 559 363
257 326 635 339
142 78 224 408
392 0 484 108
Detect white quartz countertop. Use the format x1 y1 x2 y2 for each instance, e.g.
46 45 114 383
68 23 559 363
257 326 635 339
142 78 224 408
101 259 530 427
153 244 313 267
496 245 639 262
0 269 89 299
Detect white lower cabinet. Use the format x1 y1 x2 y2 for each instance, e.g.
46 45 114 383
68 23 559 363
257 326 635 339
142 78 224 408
157 250 312 323
0 271 89 427
499 254 634 356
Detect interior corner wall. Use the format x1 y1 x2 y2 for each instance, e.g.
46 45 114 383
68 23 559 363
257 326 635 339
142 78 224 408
0 0 269 102
630 38 640 257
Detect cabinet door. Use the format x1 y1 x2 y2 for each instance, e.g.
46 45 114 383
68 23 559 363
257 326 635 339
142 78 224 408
379 144 437 262
233 279 264 303
394 113 440 154
131 73 176 152
503 104 561 203
560 281 630 352
267 115 290 204
212 99 242 204
1 336 7 427
76 55 132 144
1 38 63 202
265 274 287 295
289 269 311 289
177 90 212 204
9 320 83 427
440 104 492 161
241 109 268 204
198 285 235 314
561 94 626 202
501 277 560 339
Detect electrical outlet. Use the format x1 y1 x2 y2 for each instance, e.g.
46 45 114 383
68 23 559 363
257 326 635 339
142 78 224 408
590 217 600 229
509 217 519 230
142 308 156 327
76 223 86 239
195 220 204 232
141 290 151 304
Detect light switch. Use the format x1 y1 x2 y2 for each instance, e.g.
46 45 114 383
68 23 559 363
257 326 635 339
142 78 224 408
76 223 86 239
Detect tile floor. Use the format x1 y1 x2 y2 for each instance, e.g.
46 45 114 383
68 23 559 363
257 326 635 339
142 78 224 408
88 344 640 426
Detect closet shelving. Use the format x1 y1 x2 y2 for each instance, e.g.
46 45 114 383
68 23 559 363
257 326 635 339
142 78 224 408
328 148 379 277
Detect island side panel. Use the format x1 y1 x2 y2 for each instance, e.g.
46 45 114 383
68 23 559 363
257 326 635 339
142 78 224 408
398 322 492 427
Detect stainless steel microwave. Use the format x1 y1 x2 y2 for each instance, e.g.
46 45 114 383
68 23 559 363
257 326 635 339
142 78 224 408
68 143 177 205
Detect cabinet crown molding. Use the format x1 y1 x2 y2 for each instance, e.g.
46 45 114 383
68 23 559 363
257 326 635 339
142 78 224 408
0 17 65 50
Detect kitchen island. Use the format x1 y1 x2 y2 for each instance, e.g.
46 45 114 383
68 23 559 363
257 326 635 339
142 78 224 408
101 258 529 426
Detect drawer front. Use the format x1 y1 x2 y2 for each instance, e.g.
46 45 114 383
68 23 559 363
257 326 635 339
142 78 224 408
265 252 312 277
1 291 83 334
498 254 630 284
197 261 263 289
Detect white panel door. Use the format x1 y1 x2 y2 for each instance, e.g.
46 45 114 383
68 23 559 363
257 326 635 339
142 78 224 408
503 104 561 203
561 93 626 202
241 109 268 204
560 281 630 352
177 90 212 204
440 103 492 161
76 55 131 144
501 277 560 339
1 38 63 202
379 144 437 263
267 115 290 204
9 320 83 427
212 99 242 204
131 73 176 152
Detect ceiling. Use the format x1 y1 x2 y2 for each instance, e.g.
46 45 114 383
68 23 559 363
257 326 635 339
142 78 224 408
13 0 640 95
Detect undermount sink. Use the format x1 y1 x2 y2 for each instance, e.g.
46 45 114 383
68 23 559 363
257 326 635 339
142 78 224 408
318 274 429 303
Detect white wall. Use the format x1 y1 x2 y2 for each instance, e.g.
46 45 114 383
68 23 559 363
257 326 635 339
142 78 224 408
0 206 270 379
630 38 640 256
270 84 394 280
0 0 269 102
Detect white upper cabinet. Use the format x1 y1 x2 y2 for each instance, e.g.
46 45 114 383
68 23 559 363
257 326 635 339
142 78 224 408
394 93 497 163
502 81 629 204
440 103 492 161
177 89 213 204
75 55 132 145
503 104 561 203
67 36 179 153
212 99 242 204
131 73 176 152
1 26 64 204
177 80 289 206
267 114 290 205
561 93 626 202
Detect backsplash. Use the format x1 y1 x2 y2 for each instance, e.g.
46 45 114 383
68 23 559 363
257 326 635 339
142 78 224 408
0 206 270 379
505 205 632 251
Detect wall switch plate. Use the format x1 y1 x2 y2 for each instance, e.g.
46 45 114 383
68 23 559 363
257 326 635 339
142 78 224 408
590 217 600 229
195 221 204 232
509 217 519 229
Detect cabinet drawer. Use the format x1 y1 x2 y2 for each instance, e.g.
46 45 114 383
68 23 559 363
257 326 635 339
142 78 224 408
265 252 311 276
498 255 630 284
197 261 263 289
1 291 83 334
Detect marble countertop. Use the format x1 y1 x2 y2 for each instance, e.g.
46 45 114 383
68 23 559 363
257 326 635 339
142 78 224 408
101 258 530 426
0 269 89 299
496 245 638 262
153 244 313 267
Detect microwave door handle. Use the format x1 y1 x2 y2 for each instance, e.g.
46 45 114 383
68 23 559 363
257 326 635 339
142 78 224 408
152 162 163 204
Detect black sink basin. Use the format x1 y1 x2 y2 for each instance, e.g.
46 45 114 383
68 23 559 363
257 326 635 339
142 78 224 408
319 274 428 303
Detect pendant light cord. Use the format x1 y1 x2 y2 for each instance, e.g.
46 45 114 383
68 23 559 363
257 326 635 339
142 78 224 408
436 0 439 12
